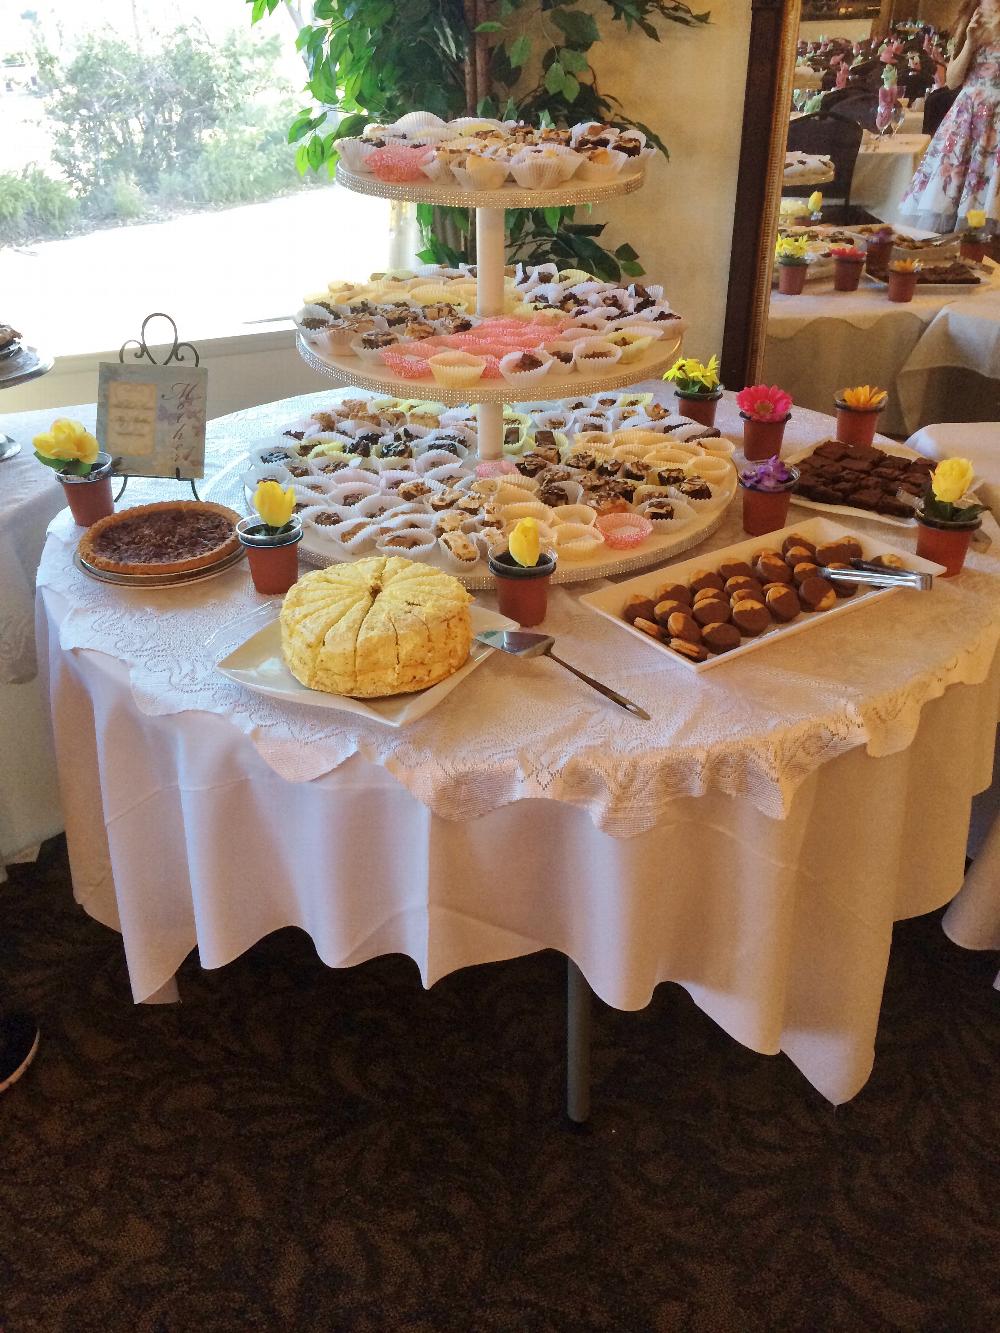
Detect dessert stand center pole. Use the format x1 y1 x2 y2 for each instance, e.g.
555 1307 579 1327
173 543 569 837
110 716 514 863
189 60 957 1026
566 958 592 1124
475 205 506 461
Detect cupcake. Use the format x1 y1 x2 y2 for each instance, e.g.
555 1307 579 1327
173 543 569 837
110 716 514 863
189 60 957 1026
572 338 623 373
438 530 481 570
498 347 554 386
454 153 508 190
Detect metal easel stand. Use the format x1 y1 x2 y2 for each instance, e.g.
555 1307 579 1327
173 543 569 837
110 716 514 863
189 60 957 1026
566 958 592 1126
112 312 202 502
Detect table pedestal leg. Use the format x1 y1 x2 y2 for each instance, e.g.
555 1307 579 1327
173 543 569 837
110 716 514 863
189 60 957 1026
477 400 503 461
566 957 591 1124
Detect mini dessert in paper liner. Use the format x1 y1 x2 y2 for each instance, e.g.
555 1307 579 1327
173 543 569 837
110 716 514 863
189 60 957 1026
576 147 628 183
375 526 438 556
427 350 486 386
324 516 380 555
595 511 653 549
498 348 554 386
536 478 584 508
452 154 508 191
546 340 580 374
667 477 720 512
572 337 623 372
635 495 695 528
325 480 381 508
368 143 434 182
438 530 482 571
509 155 565 191
608 331 655 364
684 455 733 485
336 138 378 174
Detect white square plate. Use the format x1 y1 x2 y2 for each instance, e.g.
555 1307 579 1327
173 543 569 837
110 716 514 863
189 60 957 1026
578 516 944 673
216 602 517 725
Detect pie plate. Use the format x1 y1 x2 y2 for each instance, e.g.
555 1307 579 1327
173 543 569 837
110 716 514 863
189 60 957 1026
74 545 246 587
216 602 518 726
578 516 945 674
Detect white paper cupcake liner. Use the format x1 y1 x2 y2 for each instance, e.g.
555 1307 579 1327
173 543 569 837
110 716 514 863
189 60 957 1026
437 533 482 571
422 462 468 486
575 150 629 183
552 524 605 559
667 483 719 513
635 496 695 529
684 456 734 484
498 349 554 386
325 480 381 507
697 437 737 459
550 503 597 527
497 500 553 525
509 157 565 190
336 138 377 173
532 409 573 431
375 527 438 557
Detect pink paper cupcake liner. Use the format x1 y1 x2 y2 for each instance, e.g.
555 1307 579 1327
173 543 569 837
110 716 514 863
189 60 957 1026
595 512 654 549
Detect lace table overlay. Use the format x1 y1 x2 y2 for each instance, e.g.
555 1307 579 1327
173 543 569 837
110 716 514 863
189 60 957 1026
35 390 1000 835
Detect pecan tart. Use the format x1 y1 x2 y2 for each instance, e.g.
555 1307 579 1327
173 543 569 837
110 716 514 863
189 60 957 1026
78 501 241 576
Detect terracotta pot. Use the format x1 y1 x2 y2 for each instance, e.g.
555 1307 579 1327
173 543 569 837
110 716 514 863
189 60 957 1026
237 517 303 595
778 262 808 295
833 257 864 291
57 453 115 527
887 269 918 303
835 403 882 446
959 237 986 263
864 235 893 274
488 549 556 626
741 412 790 462
915 516 979 577
674 390 722 427
740 483 796 537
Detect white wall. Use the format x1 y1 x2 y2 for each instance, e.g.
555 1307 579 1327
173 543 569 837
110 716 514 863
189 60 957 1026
800 19 874 42
585 0 751 363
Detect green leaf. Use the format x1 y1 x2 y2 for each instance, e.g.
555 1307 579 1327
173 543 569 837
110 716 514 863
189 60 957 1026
551 10 601 46
544 59 565 95
620 258 645 276
561 48 589 74
509 33 532 67
561 72 580 101
614 242 639 261
306 135 325 170
542 206 563 232
475 20 503 32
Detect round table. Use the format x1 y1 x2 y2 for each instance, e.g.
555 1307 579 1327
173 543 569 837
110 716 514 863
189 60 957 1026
851 133 930 225
0 345 54 461
35 389 1000 1107
765 266 1000 435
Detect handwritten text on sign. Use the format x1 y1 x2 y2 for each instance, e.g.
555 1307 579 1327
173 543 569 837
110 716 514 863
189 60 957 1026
97 363 208 479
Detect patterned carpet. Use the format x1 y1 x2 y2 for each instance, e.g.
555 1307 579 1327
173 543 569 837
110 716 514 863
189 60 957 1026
1 837 998 1333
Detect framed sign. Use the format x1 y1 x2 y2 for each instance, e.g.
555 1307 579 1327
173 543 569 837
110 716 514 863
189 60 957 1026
97 361 208 479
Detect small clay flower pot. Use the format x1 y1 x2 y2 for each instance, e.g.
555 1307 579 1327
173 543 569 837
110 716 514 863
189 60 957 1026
865 234 893 274
741 412 790 462
488 549 556 626
739 473 799 536
887 269 918 302
237 517 303 595
778 262 808 295
835 402 883 446
959 237 986 263
833 257 865 291
915 515 980 577
57 453 115 527
674 389 722 427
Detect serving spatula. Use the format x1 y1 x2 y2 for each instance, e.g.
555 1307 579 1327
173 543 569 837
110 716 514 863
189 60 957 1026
475 628 650 720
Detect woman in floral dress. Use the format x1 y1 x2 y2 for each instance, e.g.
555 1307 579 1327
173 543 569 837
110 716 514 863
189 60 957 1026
900 0 1000 233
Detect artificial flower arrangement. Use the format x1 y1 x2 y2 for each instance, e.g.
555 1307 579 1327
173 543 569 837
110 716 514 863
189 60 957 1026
831 244 867 291
664 355 721 396
736 385 792 421
965 208 987 240
887 258 919 273
738 455 800 536
237 479 303 595
33 418 101 475
915 457 986 576
960 209 988 262
775 236 809 266
830 246 865 263
885 258 920 303
807 190 823 216
837 385 888 412
489 515 557 627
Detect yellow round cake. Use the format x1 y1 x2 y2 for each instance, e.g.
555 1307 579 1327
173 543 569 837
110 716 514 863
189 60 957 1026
280 555 473 697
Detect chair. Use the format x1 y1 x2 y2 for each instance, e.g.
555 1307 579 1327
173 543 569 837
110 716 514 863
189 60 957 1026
923 86 958 136
784 112 864 216
825 92 880 134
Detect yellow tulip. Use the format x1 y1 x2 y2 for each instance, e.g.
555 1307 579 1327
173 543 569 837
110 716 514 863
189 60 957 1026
254 479 296 531
840 384 888 411
33 418 100 465
808 191 823 212
931 457 975 505
508 516 540 568
966 209 987 231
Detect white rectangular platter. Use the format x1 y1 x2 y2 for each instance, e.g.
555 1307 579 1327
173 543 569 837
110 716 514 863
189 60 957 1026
217 602 516 725
578 516 944 674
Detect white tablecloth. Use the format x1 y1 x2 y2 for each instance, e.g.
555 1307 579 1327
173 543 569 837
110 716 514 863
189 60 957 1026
852 134 930 225
906 421 1000 519
35 390 1000 1104
0 408 82 869
766 268 1000 434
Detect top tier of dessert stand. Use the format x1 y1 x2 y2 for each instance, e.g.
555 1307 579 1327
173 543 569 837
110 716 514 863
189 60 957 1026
297 162 679 460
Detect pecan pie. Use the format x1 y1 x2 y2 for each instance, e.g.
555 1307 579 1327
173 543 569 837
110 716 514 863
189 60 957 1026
78 501 241 575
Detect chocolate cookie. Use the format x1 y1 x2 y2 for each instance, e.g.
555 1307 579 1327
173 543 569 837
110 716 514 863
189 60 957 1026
719 560 754 581
693 598 732 626
702 622 742 654
731 601 771 636
689 570 725 594
870 552 906 569
798 575 837 611
654 582 691 606
623 596 657 625
791 561 820 585
825 562 858 596
784 544 815 567
754 554 794 585
668 637 709 663
725 576 764 600
633 617 664 640
653 598 689 627
765 586 801 622
814 540 854 567
666 612 702 644
781 534 816 559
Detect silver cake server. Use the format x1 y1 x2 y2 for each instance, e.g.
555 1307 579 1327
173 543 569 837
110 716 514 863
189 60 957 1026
475 629 650 720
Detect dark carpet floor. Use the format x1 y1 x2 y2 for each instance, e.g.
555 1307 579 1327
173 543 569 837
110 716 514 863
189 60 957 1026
1 837 998 1333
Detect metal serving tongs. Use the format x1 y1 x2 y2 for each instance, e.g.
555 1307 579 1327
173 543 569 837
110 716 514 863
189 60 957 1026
475 629 650 720
823 559 934 592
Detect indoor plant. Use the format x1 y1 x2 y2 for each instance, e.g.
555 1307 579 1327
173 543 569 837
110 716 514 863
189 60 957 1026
915 457 985 577
864 225 894 275
834 384 888 447
775 235 809 296
32 418 114 526
238 479 303 594
960 208 988 263
736 383 792 460
830 245 865 292
886 258 919 303
488 516 556 626
663 354 722 427
738 456 799 536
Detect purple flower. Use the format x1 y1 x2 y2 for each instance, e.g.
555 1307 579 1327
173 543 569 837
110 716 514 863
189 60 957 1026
740 457 797 492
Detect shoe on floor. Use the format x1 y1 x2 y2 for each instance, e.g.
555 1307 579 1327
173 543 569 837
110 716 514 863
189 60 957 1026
0 1012 40 1094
